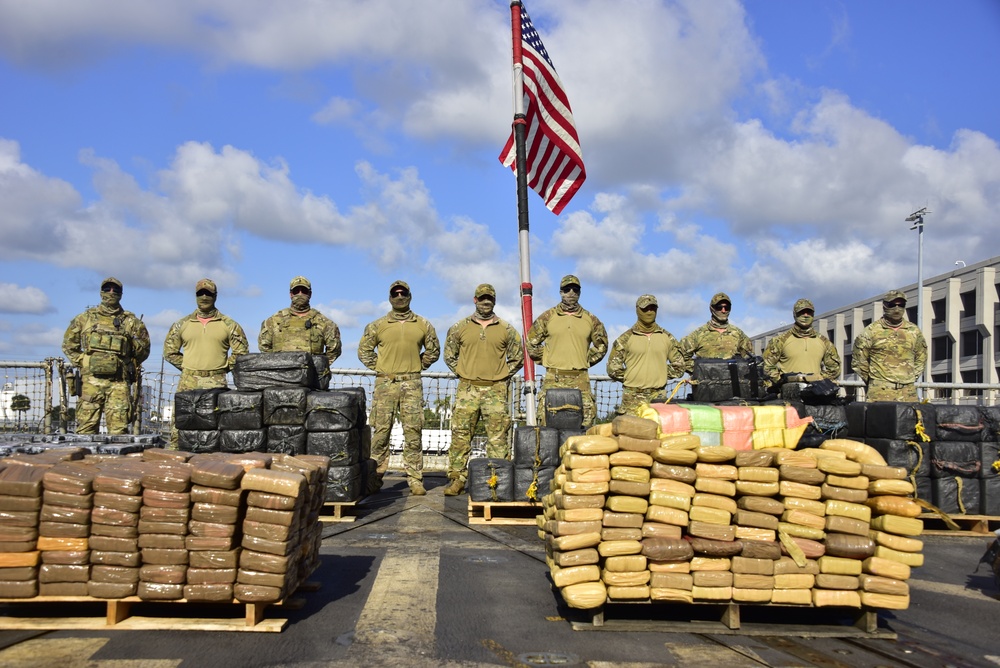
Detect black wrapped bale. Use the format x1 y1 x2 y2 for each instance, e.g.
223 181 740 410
801 404 848 443
846 402 867 438
867 438 931 478
306 430 360 466
915 475 932 505
980 442 1000 479
514 465 556 502
865 402 937 441
311 354 331 391
305 390 362 432
982 406 1000 443
232 352 318 391
980 477 1000 515
468 458 514 502
929 441 982 479
931 476 980 515
690 357 765 402
934 405 986 442
799 379 841 404
174 389 228 431
220 429 266 454
95 443 146 456
325 464 361 502
513 426 561 468
797 432 829 448
337 387 367 425
177 430 221 454
217 391 263 430
543 388 583 430
262 386 309 426
267 425 306 456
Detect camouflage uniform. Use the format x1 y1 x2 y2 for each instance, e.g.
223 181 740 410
258 276 342 364
679 292 752 374
852 291 927 402
526 276 608 428
763 299 840 386
358 280 440 487
444 285 524 484
163 279 249 447
607 295 684 417
62 278 151 434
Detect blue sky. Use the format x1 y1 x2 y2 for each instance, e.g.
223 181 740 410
1 0 998 374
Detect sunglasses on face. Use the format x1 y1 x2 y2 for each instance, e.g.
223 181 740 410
639 305 657 313
196 290 216 297
714 303 731 312
561 286 580 294
390 290 409 298
291 287 311 295
796 309 814 317
101 287 122 295
884 300 906 308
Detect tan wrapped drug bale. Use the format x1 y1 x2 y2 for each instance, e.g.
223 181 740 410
563 454 611 470
568 468 611 483
603 510 644 528
602 527 642 541
611 466 650 483
554 492 605 510
782 497 826 516
565 435 618 455
190 520 238 538
142 506 190 523
0 495 42 512
774 573 815 589
817 457 863 477
563 481 610 496
546 520 603 537
553 548 600 567
867 498 922 520
731 556 775 575
771 588 812 605
193 486 243 507
738 496 784 515
779 536 825 559
691 585 732 601
602 570 651 587
186 567 237 585
38 522 89 538
689 506 731 526
650 462 697 483
650 587 694 603
689 537 743 557
781 509 826 531
551 532 602 551
649 478 695 497
735 451 774 467
587 423 614 437
607 481 651 500
598 540 643 557
690 557 731 571
777 522 825 540
779 481 822 500
556 508 604 523
641 537 694 562
604 555 648 572
820 484 868 504
732 587 773 603
738 467 779 483
606 585 650 600
692 493 737 514
551 564 601 587
740 540 781 560
609 451 653 467
825 500 871 523
617 436 660 454
773 556 819 575
825 515 870 537
734 527 776 542
142 489 190 509
688 521 736 541
651 448 698 467
824 533 876 560
658 434 701 450
860 591 910 609
734 510 779 530
648 491 691 512
649 560 690 573
860 574 909 595
36 536 88 551
815 573 860 590
869 531 923 553
873 545 924 567
869 479 916 496
770 450 817 467
818 555 862 575
692 570 733 587
779 465 826 485
138 533 186 549
696 446 736 463
732 573 775 589
650 572 693 590
645 505 689 527
820 439 886 466
561 581 607 609
861 464 908 480
825 474 869 491
812 589 861 607
642 522 682 540
694 478 736 497
612 415 659 440
695 463 737 480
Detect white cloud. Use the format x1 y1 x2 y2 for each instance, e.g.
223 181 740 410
0 283 55 315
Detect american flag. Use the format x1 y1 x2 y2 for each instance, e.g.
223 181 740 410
499 4 585 216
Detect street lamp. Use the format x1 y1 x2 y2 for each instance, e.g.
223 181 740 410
906 208 930 398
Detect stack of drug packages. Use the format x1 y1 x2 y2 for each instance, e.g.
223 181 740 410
0 448 328 604
540 415 924 611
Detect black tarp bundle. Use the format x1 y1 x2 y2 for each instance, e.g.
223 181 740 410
543 388 583 430
232 352 319 391
174 388 228 430
468 458 514 502
690 357 765 402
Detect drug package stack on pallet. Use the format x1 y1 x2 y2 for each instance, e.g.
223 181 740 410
539 412 924 612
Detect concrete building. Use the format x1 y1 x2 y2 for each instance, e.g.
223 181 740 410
751 256 1000 398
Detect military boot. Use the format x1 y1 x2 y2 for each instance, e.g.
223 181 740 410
408 479 426 496
443 480 465 496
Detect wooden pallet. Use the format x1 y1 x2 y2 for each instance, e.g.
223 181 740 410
0 581 320 632
319 499 361 523
572 601 893 638
919 513 1000 536
468 499 542 526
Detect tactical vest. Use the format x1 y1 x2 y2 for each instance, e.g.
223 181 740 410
83 311 132 377
272 313 324 354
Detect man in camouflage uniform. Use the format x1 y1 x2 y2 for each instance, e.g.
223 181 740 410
763 298 841 388
163 278 249 446
258 276 342 377
358 280 440 495
526 275 608 428
442 284 524 496
852 290 927 402
679 292 752 373
62 277 151 434
607 294 684 416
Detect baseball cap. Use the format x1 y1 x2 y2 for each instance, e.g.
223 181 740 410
290 276 311 291
390 280 410 295
560 275 581 289
195 278 217 294
883 289 907 303
636 294 657 309
793 298 814 314
101 277 123 291
710 292 731 307
475 283 496 299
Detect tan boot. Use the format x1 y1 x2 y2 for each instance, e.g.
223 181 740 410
443 480 465 496
408 480 426 496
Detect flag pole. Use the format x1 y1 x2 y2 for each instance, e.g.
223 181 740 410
509 0 537 427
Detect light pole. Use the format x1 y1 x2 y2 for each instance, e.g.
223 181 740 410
906 208 930 397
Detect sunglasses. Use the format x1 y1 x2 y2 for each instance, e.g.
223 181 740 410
390 290 410 297
196 290 216 297
291 287 311 295
101 286 122 295
883 300 906 308
639 305 657 313
561 285 580 294
796 309 814 317
714 303 731 312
